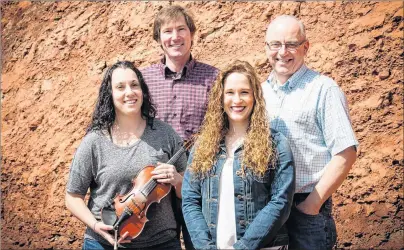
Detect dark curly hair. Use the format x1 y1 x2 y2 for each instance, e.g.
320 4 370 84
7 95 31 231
87 61 156 133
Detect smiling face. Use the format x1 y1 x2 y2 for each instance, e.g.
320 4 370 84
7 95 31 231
111 68 143 118
223 72 254 128
159 15 193 62
265 18 309 84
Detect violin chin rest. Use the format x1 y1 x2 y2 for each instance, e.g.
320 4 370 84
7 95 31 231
101 206 118 226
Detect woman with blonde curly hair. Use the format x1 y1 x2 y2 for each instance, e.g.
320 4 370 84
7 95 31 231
182 60 295 250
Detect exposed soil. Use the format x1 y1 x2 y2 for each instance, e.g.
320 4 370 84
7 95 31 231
1 1 403 249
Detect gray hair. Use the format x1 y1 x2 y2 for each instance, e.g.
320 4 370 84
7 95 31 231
267 15 306 40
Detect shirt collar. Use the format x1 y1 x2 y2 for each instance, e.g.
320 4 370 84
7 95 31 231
267 64 308 91
218 137 244 155
159 55 195 79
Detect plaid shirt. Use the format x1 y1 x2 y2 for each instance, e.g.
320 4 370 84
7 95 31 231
263 65 358 193
141 57 219 140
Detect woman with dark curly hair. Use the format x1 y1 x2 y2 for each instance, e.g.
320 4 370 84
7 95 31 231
66 61 186 250
182 60 295 249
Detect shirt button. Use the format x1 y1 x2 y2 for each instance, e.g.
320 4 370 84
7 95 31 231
173 113 177 117
173 95 177 99
239 220 245 226
236 170 242 176
237 195 243 200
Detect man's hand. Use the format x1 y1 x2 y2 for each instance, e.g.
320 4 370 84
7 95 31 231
296 199 320 215
297 146 357 216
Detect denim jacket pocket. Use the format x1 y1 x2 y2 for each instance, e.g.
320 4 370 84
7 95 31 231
245 168 271 183
245 169 272 202
243 169 272 223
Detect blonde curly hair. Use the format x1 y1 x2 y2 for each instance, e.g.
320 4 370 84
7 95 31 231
190 60 276 177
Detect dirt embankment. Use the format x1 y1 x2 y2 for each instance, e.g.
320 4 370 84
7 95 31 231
1 1 403 249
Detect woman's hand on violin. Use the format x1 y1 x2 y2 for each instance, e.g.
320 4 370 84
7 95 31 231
93 221 115 245
151 162 182 187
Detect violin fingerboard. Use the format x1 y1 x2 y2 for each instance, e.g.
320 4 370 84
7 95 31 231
166 147 186 165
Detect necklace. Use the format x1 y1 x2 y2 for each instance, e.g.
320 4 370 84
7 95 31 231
109 122 145 146
225 134 245 157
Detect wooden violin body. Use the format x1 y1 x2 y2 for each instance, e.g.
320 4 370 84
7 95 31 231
101 139 193 241
113 165 171 239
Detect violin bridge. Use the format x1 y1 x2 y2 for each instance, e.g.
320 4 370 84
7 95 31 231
129 194 147 215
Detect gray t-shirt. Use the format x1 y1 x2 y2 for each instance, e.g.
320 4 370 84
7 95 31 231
66 119 187 247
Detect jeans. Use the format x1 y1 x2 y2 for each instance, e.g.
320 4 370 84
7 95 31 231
83 238 111 250
82 237 181 250
286 193 337 250
261 246 288 250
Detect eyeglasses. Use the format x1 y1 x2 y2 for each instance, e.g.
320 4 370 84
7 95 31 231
265 40 306 51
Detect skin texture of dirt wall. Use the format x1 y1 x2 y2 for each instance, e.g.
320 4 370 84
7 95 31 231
1 1 403 249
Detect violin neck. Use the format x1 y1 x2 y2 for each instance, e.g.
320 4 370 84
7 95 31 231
141 179 158 197
166 147 186 165
141 146 187 196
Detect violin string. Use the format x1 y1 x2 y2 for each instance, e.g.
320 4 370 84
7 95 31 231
142 178 157 196
167 147 185 165
146 180 153 195
144 180 152 195
140 179 151 195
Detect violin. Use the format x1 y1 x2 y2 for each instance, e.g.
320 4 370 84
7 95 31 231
101 140 193 245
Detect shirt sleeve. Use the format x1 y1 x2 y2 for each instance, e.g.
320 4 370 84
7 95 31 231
181 147 216 250
66 135 95 195
319 86 359 156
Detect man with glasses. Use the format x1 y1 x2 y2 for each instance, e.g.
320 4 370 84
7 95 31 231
262 15 358 250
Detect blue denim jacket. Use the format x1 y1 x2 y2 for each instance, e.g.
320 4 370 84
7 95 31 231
182 129 295 250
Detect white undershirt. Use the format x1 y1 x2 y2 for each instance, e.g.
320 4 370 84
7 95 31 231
216 139 243 249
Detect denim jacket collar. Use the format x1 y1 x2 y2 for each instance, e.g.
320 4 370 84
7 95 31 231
218 139 244 157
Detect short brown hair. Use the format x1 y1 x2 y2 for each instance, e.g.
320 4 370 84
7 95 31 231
153 5 196 42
